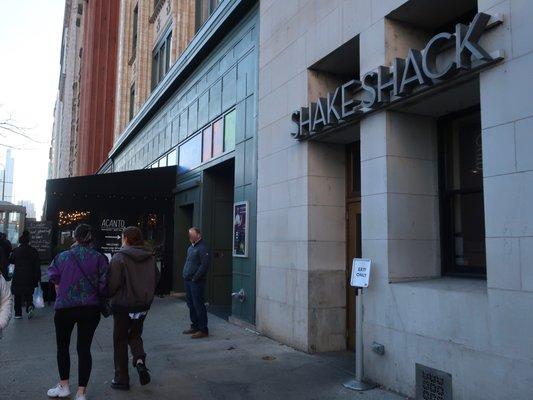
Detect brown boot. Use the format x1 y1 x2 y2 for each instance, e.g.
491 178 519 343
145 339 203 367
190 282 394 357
191 331 209 339
182 328 199 334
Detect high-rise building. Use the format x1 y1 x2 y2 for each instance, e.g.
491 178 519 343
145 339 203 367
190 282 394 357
17 200 36 220
0 149 15 203
49 0 119 178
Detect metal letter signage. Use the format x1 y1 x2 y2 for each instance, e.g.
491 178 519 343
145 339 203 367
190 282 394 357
291 13 503 140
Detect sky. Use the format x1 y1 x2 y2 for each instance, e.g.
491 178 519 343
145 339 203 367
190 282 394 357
0 0 64 218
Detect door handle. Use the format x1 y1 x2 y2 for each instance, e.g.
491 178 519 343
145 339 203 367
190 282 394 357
231 288 246 303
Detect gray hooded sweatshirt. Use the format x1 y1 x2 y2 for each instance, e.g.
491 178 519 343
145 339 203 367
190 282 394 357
108 245 160 313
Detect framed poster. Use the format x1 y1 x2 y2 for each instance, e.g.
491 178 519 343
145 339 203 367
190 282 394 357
232 201 248 257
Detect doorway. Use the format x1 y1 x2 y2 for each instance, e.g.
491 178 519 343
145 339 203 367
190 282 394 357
346 141 361 350
202 159 234 319
174 203 194 292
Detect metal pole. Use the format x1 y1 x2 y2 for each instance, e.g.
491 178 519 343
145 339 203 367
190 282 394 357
343 288 376 391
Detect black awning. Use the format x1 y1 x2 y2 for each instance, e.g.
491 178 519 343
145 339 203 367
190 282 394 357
45 166 177 219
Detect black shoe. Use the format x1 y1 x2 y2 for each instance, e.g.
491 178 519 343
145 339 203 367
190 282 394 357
111 379 130 390
27 305 35 319
136 362 151 386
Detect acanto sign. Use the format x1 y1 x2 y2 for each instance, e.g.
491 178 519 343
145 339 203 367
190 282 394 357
291 13 503 140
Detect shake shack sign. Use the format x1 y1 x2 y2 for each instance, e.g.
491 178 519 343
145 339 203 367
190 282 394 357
291 13 503 140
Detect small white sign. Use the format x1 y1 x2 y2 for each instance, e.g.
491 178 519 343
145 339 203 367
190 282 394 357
350 258 372 288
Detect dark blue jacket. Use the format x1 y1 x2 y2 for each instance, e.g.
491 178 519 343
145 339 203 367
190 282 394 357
182 239 210 282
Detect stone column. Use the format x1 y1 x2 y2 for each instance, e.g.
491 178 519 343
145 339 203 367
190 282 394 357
359 17 440 386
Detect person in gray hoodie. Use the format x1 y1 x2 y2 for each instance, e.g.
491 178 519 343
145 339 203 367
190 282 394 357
108 226 160 391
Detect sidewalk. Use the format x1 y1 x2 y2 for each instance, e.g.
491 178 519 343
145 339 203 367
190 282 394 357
0 297 406 399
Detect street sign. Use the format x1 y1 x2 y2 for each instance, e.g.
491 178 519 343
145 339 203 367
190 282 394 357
350 258 371 288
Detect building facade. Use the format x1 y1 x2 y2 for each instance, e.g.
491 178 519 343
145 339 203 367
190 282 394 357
257 0 533 399
49 0 85 179
0 149 14 203
106 0 258 323
47 1 533 398
50 0 120 178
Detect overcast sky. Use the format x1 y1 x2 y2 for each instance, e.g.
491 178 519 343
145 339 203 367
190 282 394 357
0 0 64 217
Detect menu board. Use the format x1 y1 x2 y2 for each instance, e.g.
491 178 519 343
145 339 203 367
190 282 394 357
26 220 53 262
232 201 248 257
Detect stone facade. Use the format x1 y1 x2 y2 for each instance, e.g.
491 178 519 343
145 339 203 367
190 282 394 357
257 0 533 399
113 0 196 139
49 0 84 179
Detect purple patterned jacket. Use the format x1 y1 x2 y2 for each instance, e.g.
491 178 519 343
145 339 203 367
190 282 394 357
48 244 108 310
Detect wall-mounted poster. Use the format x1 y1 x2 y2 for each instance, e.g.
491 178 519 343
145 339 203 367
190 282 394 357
233 201 248 257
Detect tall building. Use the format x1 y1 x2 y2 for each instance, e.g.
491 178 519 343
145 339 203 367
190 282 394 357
50 0 119 178
17 200 36 220
75 0 120 176
0 149 15 203
46 1 533 398
49 0 85 179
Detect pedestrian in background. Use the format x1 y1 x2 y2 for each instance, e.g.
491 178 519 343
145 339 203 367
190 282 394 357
182 227 210 339
9 231 40 319
0 268 12 338
47 224 108 400
108 226 159 390
0 232 12 279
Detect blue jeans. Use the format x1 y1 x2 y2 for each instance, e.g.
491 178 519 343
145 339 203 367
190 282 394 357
185 280 208 333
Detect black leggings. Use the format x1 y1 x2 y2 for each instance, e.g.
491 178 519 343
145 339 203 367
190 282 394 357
54 306 101 387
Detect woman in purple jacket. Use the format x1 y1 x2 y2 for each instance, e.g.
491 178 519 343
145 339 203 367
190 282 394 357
46 224 108 400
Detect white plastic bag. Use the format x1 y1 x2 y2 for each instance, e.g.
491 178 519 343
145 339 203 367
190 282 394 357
33 286 45 309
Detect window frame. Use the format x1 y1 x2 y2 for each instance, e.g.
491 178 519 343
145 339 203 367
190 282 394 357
151 27 173 90
437 106 486 278
131 4 139 59
129 82 136 121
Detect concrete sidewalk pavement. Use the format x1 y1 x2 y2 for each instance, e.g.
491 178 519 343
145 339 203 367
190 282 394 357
0 297 406 400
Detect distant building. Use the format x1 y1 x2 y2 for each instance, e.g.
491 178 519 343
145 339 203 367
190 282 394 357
18 200 36 220
50 0 119 178
0 149 14 203
49 0 84 179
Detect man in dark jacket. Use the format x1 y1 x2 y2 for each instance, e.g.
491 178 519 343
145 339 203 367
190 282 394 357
182 227 210 339
10 231 40 319
108 226 160 391
0 233 12 279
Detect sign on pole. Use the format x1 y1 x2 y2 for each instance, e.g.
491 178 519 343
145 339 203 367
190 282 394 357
350 258 371 288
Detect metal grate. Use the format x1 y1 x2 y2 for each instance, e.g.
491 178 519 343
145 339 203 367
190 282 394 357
416 363 452 400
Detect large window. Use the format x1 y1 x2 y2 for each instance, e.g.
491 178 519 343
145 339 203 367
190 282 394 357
195 0 220 32
152 29 172 89
129 83 136 121
439 110 486 276
131 4 138 59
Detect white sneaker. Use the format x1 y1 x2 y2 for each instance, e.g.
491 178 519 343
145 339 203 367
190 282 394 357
47 383 71 398
75 394 86 400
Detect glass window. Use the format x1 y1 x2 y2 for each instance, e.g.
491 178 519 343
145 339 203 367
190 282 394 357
195 0 220 31
167 149 177 166
131 5 138 58
224 109 236 151
129 83 135 121
439 111 485 276
179 134 202 173
213 118 223 157
159 157 167 168
202 125 212 161
152 30 172 89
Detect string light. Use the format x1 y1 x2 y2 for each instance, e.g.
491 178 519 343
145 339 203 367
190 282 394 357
148 213 157 226
58 210 91 227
